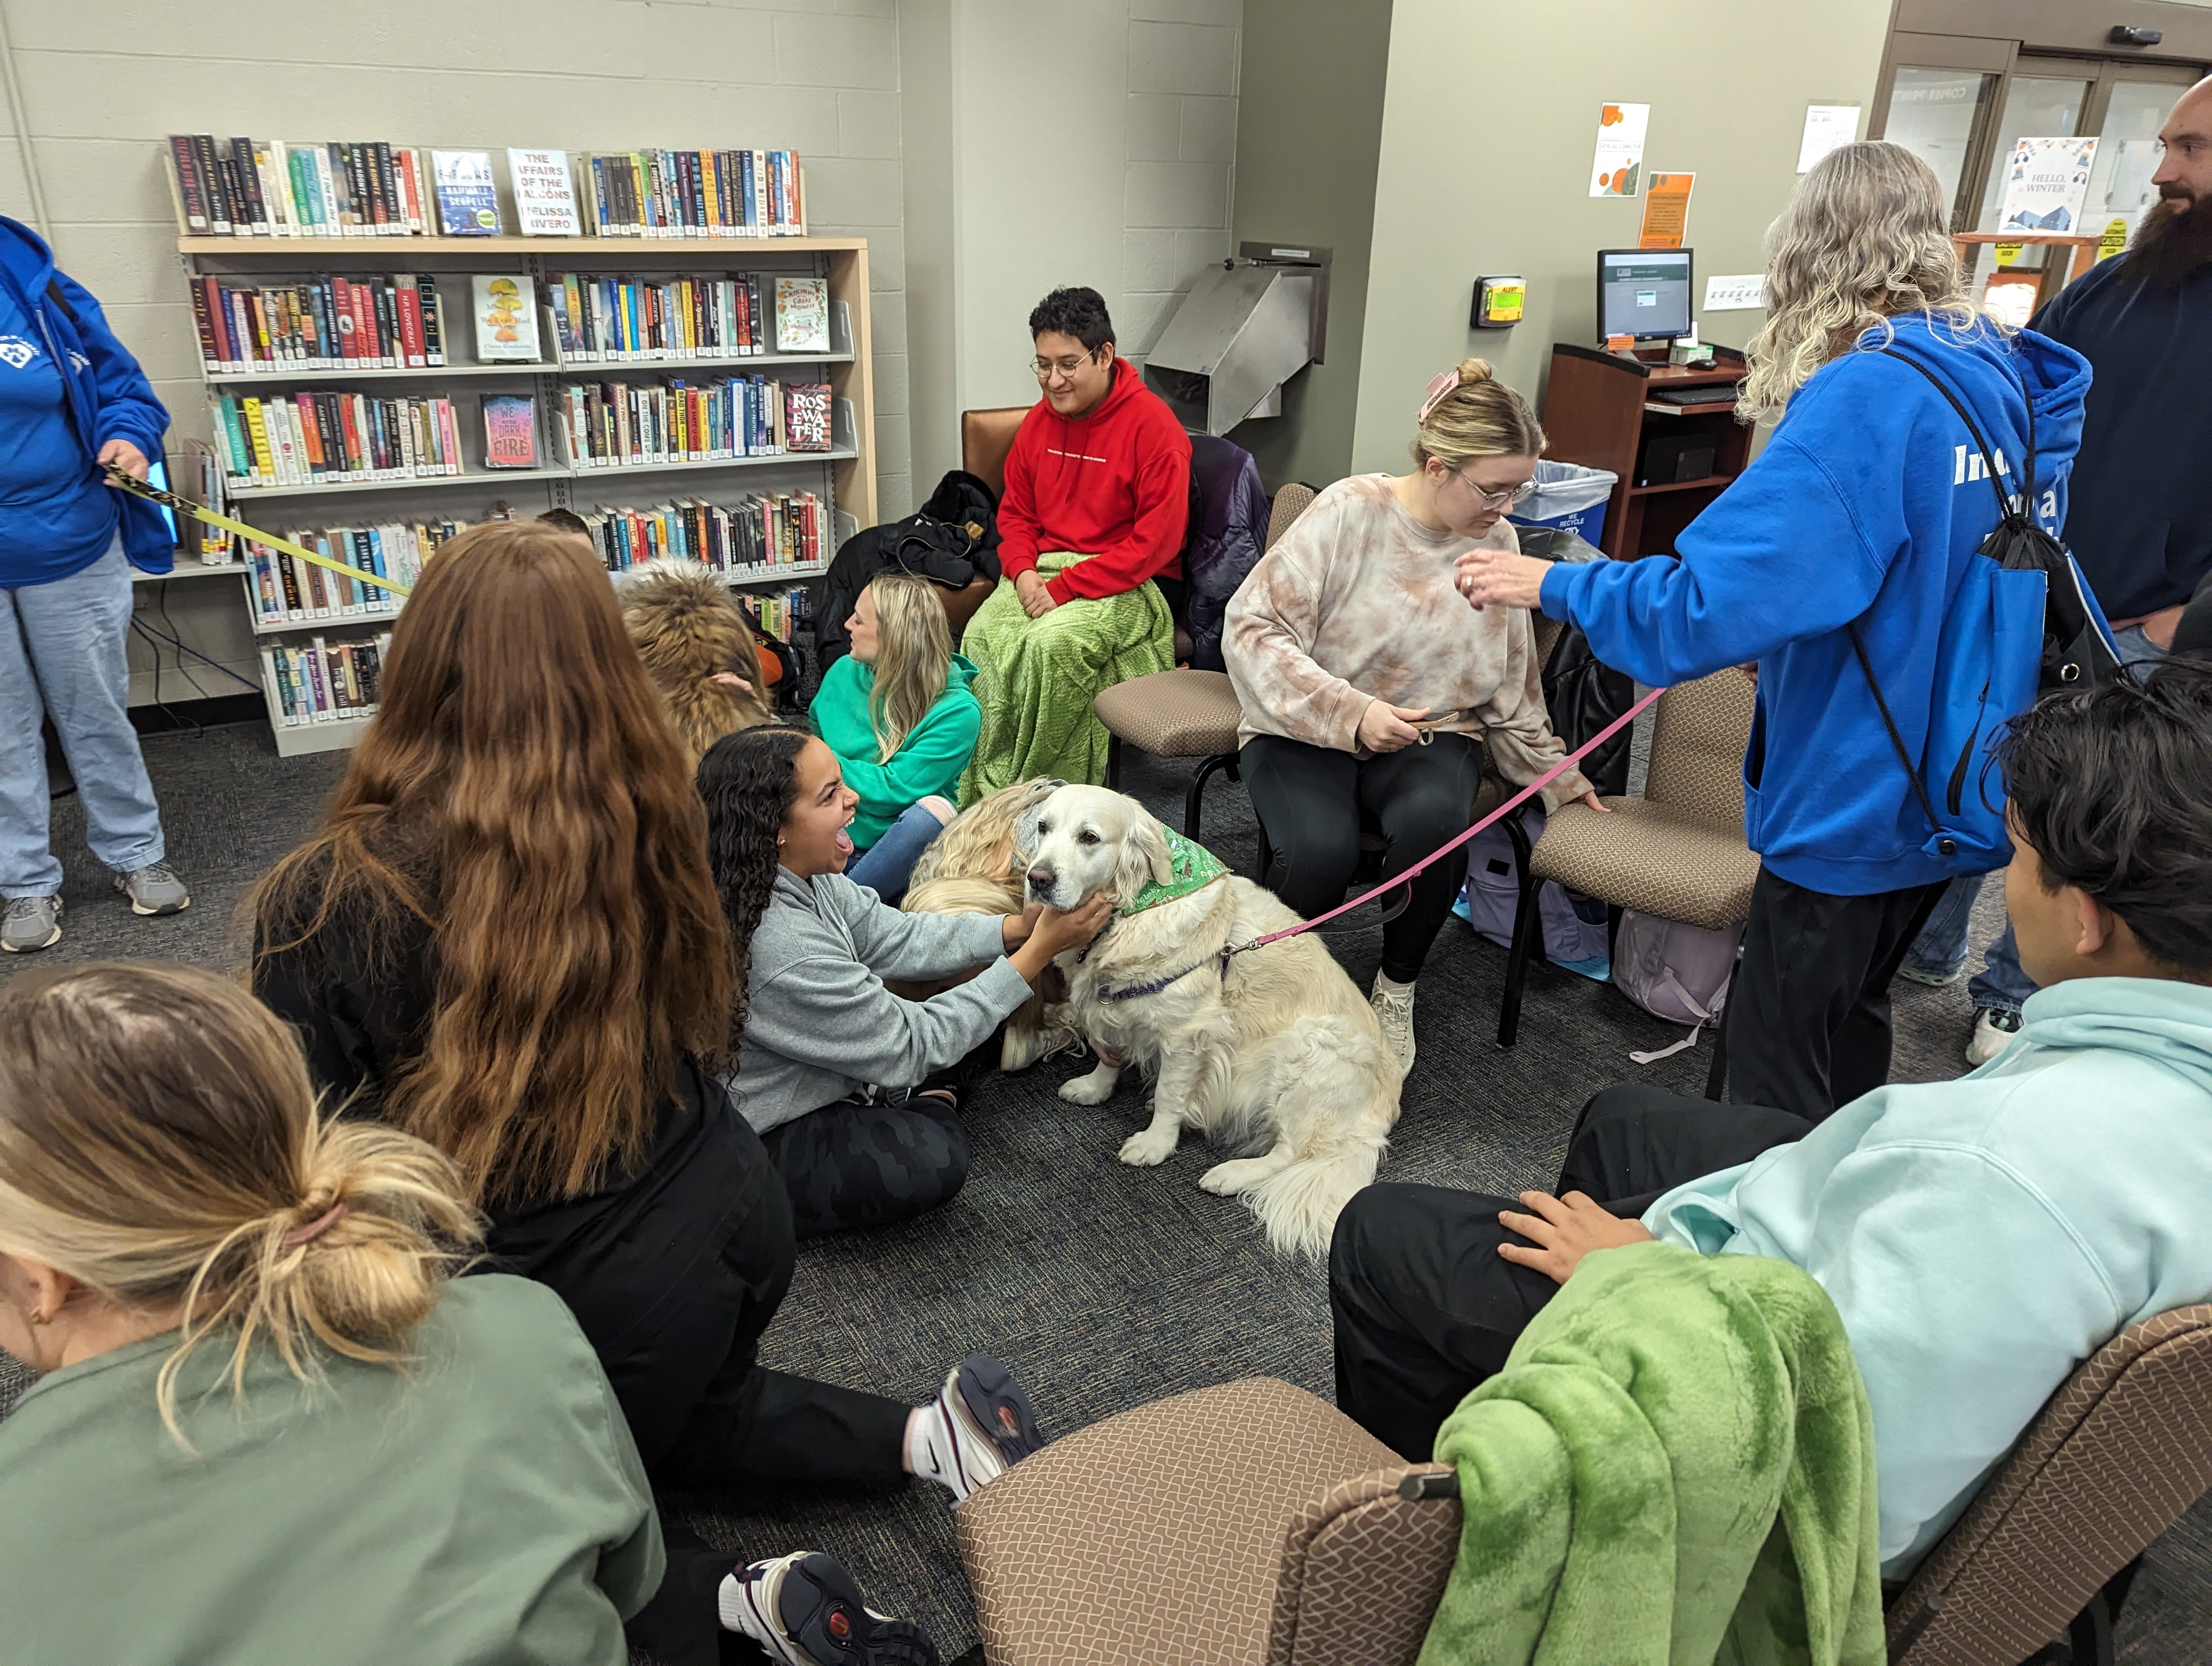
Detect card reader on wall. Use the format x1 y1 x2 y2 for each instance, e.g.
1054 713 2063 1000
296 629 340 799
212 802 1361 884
1471 275 1525 330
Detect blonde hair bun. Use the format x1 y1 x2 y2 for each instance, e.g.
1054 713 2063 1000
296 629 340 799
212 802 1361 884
1454 357 1497 386
1414 360 1544 470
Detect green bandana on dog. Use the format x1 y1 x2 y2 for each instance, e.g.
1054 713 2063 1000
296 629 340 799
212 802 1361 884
1122 828 1230 915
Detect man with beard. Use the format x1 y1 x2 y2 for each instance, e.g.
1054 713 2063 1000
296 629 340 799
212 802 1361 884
1952 75 2212 1068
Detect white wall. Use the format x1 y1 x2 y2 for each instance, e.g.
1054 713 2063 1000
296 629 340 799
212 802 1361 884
1348 0 1891 476
0 0 915 697
899 0 1239 485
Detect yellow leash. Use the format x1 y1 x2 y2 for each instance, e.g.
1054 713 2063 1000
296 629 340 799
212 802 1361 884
104 465 414 599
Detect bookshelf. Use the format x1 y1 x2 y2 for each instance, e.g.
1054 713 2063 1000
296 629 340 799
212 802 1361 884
176 229 877 757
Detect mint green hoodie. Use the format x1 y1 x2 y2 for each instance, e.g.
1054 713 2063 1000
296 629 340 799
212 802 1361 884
813 653 982 849
1644 976 2212 1578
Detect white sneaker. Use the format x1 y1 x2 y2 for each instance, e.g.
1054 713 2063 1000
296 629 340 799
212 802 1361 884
1371 979 1416 1078
1966 1006 2022 1067
909 1351 1047 1504
721 1550 939 1665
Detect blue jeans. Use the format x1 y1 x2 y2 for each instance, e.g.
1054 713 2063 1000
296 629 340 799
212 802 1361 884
1 539 165 896
1901 872 1985 980
843 800 949 903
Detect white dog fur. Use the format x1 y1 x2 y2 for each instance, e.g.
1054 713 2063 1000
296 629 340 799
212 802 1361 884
1025 784 1400 1258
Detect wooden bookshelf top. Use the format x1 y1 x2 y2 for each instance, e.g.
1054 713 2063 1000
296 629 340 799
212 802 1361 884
178 234 867 258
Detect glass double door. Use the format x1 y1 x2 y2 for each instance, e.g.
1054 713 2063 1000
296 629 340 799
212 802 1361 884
1874 35 2203 305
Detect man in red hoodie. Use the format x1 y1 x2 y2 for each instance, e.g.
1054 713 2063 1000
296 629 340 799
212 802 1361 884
959 287 1192 798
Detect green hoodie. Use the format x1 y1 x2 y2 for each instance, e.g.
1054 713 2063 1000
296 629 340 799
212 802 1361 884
814 652 982 849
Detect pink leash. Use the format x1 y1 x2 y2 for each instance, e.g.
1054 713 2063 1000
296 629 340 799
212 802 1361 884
1230 684 1670 957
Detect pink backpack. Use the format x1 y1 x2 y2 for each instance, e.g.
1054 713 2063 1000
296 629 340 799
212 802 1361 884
1611 909 1742 1063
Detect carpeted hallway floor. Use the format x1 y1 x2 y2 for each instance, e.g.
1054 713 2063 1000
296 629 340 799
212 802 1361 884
2 717 2205 1664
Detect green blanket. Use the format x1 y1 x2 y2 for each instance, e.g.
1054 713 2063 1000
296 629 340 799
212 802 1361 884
1420 1243 1884 1666
958 552 1174 804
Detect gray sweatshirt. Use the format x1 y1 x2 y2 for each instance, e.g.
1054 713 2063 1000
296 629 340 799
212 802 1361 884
728 868 1033 1133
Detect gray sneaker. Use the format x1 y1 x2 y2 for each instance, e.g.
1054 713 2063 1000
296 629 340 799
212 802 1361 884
2 894 62 953
115 862 191 917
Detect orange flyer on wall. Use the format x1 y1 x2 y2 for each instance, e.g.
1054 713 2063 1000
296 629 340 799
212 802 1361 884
1638 172 1694 249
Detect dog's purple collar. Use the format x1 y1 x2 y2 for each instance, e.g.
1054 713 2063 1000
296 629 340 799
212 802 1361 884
1091 947 1233 1003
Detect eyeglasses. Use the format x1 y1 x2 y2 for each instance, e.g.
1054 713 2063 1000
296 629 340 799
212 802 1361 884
1031 350 1101 382
1450 467 1536 511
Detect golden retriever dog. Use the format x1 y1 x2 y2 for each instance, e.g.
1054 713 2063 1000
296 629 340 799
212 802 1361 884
618 560 774 766
1025 784 1400 1257
898 778 1082 1070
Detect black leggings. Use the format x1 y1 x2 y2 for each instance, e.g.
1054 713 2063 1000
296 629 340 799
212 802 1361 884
1242 730 1487 983
760 1091 972 1240
1328 1082 1812 1462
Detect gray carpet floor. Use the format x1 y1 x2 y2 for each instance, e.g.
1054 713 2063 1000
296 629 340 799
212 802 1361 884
2 717 2205 1663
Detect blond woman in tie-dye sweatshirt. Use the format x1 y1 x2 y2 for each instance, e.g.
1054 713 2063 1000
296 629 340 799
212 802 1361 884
1223 360 1599 1075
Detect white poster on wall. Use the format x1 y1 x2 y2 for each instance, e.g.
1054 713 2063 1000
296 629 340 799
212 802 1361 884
1703 274 1767 311
1998 137 2100 233
1797 105 1861 172
1590 102 1650 197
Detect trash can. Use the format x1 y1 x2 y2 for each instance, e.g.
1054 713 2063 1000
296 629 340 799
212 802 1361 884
1506 459 1617 550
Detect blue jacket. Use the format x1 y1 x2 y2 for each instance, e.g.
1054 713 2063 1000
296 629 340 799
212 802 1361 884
1540 315 2091 895
1644 975 2212 1575
0 215 171 582
2032 254 2212 621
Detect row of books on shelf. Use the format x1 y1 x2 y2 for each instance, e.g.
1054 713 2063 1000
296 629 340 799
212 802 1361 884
192 273 447 373
582 491 826 578
189 270 829 374
264 633 390 728
555 377 834 470
242 520 455 627
211 391 466 488
548 272 828 362
168 138 806 240
747 589 809 646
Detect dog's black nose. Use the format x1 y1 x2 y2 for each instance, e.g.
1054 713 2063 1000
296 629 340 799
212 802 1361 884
1026 868 1054 895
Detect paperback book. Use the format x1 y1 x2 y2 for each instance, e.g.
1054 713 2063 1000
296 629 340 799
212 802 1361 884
471 274 541 361
189 273 447 371
783 383 833 452
168 136 433 237
481 394 542 469
432 151 503 236
507 148 581 236
546 272 769 361
773 278 831 353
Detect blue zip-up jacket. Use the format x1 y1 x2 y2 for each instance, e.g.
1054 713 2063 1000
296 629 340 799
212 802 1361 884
1539 315 2091 896
0 215 171 584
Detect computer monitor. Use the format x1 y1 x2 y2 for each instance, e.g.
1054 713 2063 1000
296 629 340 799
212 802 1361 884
1597 248 1694 342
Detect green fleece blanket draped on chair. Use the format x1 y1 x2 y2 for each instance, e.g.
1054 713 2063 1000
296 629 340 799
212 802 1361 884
1419 1243 1885 1666
958 551 1174 804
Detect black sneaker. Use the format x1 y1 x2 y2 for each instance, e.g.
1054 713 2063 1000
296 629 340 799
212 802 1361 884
724 1552 938 1666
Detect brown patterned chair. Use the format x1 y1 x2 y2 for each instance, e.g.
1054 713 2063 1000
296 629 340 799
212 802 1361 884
1495 666 1758 1054
1886 1303 2212 1666
1093 483 1318 838
955 1377 1459 1666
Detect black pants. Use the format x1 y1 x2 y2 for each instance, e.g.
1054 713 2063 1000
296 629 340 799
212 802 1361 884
1242 730 1487 983
1328 1082 1811 1463
760 1090 972 1240
1727 866 1949 1122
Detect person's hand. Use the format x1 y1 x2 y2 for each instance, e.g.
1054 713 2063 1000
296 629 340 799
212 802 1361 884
1574 790 1611 815
1028 894 1114 957
1454 549 1548 611
1002 900 1044 951
1015 571 1058 619
1496 1190 1654 1285
2142 605 2184 652
97 438 150 482
712 671 755 697
1358 700 1429 754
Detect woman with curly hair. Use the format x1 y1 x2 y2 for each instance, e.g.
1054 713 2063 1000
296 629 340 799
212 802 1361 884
1457 140 2093 1122
250 521 1053 1666
702 725 1109 1239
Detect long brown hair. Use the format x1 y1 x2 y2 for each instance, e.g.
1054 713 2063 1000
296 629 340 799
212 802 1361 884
253 521 732 1205
0 963 481 1447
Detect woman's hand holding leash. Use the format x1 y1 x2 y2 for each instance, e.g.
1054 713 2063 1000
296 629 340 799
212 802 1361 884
97 439 150 482
1357 700 1431 754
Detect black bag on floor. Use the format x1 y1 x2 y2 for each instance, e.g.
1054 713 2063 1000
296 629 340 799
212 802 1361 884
814 470 1002 669
1520 526 1637 798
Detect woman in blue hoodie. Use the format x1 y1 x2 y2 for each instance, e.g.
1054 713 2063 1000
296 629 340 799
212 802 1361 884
0 216 187 954
1459 143 2092 1120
